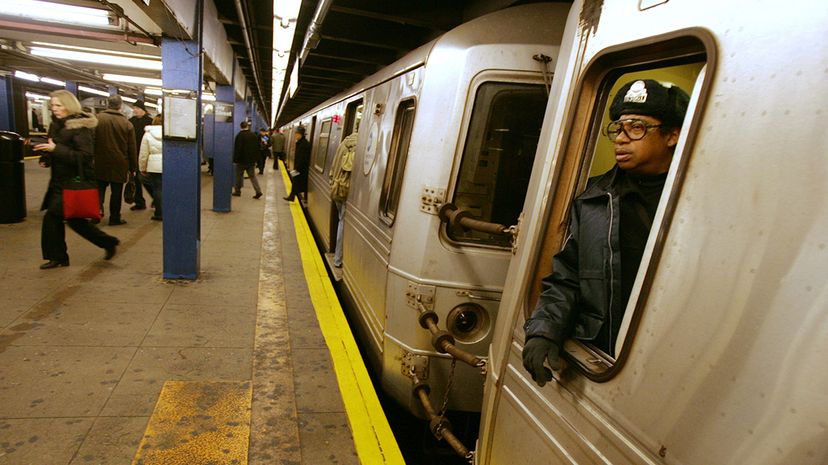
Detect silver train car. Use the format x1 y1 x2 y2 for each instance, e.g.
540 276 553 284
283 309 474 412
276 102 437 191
280 3 571 414
477 0 828 464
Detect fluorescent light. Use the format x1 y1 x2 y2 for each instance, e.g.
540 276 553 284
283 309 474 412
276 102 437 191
30 47 162 71
25 92 50 101
14 70 40 82
202 94 216 102
78 86 109 97
144 88 163 96
145 101 158 109
40 77 66 87
122 96 137 103
0 1 112 27
272 0 302 115
32 42 159 60
103 73 162 86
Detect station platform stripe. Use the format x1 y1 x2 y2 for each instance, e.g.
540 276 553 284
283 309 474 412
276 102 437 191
280 169 406 465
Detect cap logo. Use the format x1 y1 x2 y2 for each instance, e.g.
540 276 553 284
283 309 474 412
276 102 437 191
624 80 648 103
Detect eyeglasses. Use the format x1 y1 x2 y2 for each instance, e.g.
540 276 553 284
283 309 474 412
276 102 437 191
605 119 663 142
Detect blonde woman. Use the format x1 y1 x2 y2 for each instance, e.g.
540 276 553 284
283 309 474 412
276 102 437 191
34 90 119 269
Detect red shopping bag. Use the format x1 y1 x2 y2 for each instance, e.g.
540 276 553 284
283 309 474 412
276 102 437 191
63 179 101 220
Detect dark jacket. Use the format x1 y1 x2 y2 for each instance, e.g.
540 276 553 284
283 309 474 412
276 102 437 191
40 112 98 214
293 136 311 193
525 167 635 353
271 132 285 153
94 109 136 183
234 129 260 165
129 113 153 147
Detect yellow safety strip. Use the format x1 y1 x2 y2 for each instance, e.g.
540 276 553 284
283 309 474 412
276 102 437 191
131 380 252 465
280 169 406 465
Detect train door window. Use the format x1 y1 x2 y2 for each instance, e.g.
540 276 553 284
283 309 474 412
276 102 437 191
344 99 364 137
525 33 713 381
450 82 547 247
313 119 332 172
380 99 416 224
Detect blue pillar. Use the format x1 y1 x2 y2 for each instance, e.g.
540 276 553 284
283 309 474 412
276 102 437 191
161 34 203 280
0 76 14 132
65 81 78 97
108 86 118 96
213 85 234 212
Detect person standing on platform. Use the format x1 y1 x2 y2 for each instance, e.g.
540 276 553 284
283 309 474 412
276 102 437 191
94 95 136 226
270 128 285 171
232 120 263 199
284 126 311 202
329 131 358 267
35 90 119 269
257 127 271 174
128 100 153 210
138 115 164 221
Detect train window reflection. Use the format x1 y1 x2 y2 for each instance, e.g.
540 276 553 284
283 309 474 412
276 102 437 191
344 99 363 137
313 119 332 172
380 99 416 224
451 82 547 247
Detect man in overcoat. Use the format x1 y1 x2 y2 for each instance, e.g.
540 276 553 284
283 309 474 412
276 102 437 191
94 95 136 225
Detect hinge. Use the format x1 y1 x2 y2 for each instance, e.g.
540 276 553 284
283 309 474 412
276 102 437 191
406 281 436 310
420 186 446 215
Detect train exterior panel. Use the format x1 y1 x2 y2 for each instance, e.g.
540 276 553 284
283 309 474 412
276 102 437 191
478 0 828 464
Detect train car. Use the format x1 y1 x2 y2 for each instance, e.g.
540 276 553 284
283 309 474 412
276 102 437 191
476 0 828 464
281 3 572 415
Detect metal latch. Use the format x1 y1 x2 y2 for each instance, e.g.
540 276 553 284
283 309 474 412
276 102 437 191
401 349 429 380
406 281 436 310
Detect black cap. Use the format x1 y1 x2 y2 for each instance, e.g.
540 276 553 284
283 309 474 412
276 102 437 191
132 100 146 111
295 126 305 136
609 79 690 127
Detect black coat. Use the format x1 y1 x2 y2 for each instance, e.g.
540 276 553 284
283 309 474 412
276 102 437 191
40 113 98 215
292 137 311 193
129 114 152 147
233 129 260 165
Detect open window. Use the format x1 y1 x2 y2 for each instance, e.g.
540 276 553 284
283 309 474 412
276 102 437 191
343 99 363 138
525 32 715 381
379 99 416 224
449 82 548 248
313 119 332 172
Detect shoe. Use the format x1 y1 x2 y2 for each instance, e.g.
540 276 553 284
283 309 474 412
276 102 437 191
253 192 263 199
108 219 127 226
232 191 241 197
90 218 101 224
283 196 294 201
40 260 69 269
104 242 118 260
130 205 146 211
151 216 162 221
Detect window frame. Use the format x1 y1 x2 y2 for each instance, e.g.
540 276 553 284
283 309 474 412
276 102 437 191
379 98 417 225
444 71 550 250
312 118 332 173
523 30 717 382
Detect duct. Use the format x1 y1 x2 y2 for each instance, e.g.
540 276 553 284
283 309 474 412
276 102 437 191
298 0 333 67
233 0 267 122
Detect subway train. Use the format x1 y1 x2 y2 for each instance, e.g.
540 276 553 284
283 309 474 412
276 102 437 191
281 1 572 418
474 0 828 464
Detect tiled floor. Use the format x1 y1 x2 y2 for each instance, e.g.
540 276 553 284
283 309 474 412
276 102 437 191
0 160 357 465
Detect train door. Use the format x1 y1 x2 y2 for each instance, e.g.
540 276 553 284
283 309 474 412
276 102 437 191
330 99 364 252
484 31 713 464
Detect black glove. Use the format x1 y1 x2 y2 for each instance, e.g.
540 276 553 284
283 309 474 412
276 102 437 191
522 336 561 387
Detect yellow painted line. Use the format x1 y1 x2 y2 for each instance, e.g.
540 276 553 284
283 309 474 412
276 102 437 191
132 380 252 465
280 169 406 465
24 156 40 160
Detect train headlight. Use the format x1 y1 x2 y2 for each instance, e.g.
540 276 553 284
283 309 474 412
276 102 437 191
446 303 490 344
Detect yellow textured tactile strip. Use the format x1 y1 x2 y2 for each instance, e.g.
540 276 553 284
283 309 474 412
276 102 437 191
131 380 252 465
281 169 406 465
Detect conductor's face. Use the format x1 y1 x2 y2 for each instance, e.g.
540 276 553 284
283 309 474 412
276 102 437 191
610 114 679 176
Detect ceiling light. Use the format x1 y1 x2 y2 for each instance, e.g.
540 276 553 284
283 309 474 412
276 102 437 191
39 77 66 87
30 47 162 71
32 42 159 60
14 70 40 82
78 86 110 97
0 0 112 28
103 73 162 87
25 91 50 101
144 88 163 96
122 96 137 103
145 101 158 109
202 94 216 102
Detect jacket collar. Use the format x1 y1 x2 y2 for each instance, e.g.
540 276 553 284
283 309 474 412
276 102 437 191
579 165 621 200
63 112 98 130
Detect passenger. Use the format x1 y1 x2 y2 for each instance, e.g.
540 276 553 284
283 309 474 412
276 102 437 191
329 131 358 267
35 90 119 269
270 128 285 171
138 115 164 221
232 120 264 199
257 127 271 174
94 95 137 226
128 100 153 211
523 79 690 386
283 126 311 202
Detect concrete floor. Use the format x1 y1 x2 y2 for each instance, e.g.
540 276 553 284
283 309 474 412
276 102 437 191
0 159 358 465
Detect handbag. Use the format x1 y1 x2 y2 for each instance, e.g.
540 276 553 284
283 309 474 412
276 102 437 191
62 154 101 220
124 172 136 204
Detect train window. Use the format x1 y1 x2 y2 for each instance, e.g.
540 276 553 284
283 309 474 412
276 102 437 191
313 119 332 172
450 82 547 247
343 99 363 137
380 99 416 224
525 33 714 381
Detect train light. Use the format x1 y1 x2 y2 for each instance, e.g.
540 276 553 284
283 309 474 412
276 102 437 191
446 303 490 343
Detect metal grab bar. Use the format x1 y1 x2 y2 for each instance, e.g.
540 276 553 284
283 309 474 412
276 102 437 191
438 203 514 236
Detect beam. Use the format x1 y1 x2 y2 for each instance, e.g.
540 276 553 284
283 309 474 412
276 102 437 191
319 34 408 52
328 5 449 31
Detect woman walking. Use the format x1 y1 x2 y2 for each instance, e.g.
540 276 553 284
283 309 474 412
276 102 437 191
138 114 163 221
35 90 119 269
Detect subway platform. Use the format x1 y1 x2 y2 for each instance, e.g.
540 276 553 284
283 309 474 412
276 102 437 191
0 160 403 465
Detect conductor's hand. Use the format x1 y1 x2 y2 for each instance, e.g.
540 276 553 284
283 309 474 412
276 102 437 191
522 336 561 387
